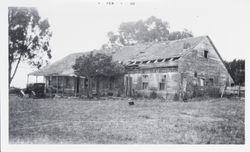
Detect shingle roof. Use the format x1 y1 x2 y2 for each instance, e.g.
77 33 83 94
29 36 207 76
111 35 205 62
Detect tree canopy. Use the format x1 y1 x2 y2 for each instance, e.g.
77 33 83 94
73 52 125 78
8 7 52 85
102 16 193 49
73 52 125 97
224 59 245 86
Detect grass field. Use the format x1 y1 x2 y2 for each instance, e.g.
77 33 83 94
9 95 244 144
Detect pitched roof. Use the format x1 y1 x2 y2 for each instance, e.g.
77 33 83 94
110 35 206 62
29 52 84 76
29 36 207 76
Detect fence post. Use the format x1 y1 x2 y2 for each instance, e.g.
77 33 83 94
238 85 241 97
221 85 226 98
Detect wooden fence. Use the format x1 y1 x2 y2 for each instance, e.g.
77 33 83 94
224 85 245 97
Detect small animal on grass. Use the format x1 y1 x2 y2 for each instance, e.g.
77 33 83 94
128 101 134 105
128 99 135 105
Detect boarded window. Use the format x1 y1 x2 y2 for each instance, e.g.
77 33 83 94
142 82 148 90
204 50 208 58
159 82 165 90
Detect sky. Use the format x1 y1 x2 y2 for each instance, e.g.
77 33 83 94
8 0 250 88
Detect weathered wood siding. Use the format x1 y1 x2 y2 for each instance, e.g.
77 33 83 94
92 76 124 96
178 37 234 98
125 67 181 99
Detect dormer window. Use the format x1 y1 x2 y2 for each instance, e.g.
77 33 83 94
204 50 208 58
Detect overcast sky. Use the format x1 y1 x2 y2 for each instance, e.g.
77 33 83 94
9 0 250 88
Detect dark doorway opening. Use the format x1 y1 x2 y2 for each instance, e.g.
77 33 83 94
76 77 80 93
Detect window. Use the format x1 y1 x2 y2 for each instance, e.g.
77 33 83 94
142 82 148 90
159 83 165 90
164 58 171 62
194 72 197 77
204 50 208 58
150 60 156 63
172 56 180 61
200 78 205 86
157 59 163 62
209 78 214 85
143 74 148 78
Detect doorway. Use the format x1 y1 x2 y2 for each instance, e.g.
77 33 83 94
76 77 80 93
125 76 132 97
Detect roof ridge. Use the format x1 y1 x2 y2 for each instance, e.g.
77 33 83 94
120 35 208 48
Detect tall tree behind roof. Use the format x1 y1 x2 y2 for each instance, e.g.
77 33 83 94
102 16 193 49
224 59 245 86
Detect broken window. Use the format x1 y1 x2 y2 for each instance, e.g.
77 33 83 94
135 61 141 64
204 50 208 58
164 58 171 62
157 59 163 62
159 82 165 90
129 61 134 64
172 57 180 61
142 82 148 90
150 60 156 63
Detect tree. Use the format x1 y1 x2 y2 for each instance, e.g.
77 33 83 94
8 7 52 85
224 59 245 85
72 52 125 97
168 29 193 41
103 16 193 48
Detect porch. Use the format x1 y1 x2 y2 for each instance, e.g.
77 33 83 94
27 75 86 96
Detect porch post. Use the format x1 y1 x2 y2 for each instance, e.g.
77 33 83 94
44 76 46 93
36 76 38 83
74 76 77 96
49 76 52 97
57 76 59 94
62 76 64 95
26 75 29 88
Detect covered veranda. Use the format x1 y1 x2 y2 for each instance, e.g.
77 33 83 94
27 73 85 96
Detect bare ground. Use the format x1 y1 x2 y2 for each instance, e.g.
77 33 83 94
9 95 244 144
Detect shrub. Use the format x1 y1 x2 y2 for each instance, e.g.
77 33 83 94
133 91 142 99
149 91 157 99
173 93 179 101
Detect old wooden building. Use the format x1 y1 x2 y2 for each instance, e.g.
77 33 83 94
29 36 234 100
